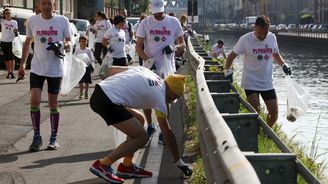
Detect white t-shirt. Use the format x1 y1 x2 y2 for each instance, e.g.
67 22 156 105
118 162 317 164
27 14 71 77
74 47 95 66
1 19 18 42
211 44 225 58
103 27 126 58
94 19 112 43
233 31 279 90
99 66 167 115
136 15 184 73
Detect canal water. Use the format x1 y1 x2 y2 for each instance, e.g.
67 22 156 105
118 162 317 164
208 33 328 174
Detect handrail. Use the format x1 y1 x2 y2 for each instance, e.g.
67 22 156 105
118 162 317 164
186 37 261 183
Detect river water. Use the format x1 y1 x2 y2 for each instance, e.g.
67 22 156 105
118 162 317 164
208 33 328 174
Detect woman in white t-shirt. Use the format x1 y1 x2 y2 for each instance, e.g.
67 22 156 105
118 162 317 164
1 8 18 79
102 15 127 66
94 11 112 65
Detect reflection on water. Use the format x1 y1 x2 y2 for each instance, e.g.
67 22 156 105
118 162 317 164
208 33 328 173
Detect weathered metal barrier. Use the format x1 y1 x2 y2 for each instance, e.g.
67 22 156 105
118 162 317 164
186 37 321 184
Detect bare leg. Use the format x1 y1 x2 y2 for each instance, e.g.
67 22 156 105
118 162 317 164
264 99 278 127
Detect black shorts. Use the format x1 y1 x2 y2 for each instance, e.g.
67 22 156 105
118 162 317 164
90 84 133 126
79 66 92 84
112 57 127 66
245 89 277 101
30 73 62 94
1 41 15 61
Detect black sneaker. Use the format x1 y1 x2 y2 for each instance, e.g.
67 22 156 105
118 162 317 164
29 135 43 152
177 164 193 177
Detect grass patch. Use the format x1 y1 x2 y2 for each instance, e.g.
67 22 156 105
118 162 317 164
184 75 207 184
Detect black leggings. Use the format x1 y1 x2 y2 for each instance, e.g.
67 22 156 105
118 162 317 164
94 43 107 65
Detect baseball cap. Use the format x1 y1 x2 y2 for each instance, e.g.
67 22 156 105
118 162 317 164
165 74 186 96
151 0 164 14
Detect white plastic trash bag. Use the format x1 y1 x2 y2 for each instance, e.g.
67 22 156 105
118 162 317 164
75 53 90 65
88 32 95 50
99 52 113 80
286 76 310 122
129 43 136 61
158 54 175 79
60 52 87 96
12 36 23 59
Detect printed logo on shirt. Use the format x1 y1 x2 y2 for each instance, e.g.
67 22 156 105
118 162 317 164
36 26 59 44
252 44 272 55
148 79 159 86
154 36 161 42
4 23 14 30
149 27 171 36
257 55 263 61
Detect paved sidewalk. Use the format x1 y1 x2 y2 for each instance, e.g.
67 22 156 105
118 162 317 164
0 63 189 184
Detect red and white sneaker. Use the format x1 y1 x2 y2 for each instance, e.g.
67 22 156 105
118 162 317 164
89 160 124 184
117 163 153 178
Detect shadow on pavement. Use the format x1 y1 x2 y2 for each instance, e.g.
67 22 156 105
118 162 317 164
20 150 113 169
0 150 32 164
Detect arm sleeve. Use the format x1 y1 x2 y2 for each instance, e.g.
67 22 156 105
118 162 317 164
136 21 145 38
232 36 245 55
272 34 279 53
63 18 71 39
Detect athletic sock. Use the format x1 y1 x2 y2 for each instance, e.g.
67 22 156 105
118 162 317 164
50 108 60 138
31 107 41 136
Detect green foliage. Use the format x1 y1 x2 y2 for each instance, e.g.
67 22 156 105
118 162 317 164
299 13 314 24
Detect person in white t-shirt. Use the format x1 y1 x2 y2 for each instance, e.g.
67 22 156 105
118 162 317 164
75 35 95 99
18 0 71 152
1 8 18 79
88 66 192 183
94 11 112 65
210 40 227 59
102 15 127 66
136 0 186 140
225 15 292 127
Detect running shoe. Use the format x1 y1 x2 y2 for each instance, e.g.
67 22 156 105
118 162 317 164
47 137 59 150
89 160 124 183
29 135 42 152
117 163 153 178
146 123 156 138
158 132 165 145
177 164 193 177
85 93 88 99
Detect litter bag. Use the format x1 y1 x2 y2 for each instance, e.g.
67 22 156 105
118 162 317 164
12 36 23 59
158 54 175 79
98 52 113 80
60 52 87 96
286 76 310 122
88 32 95 50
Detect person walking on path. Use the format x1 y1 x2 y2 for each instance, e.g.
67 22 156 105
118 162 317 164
102 15 127 66
75 35 95 99
89 66 192 183
136 0 186 142
18 0 71 151
224 15 292 127
211 39 227 59
94 11 112 65
1 8 19 79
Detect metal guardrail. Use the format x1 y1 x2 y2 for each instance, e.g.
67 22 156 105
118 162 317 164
186 37 261 184
186 36 321 184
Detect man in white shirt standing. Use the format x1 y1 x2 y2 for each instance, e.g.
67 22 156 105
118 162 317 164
18 0 71 152
225 15 292 127
136 0 186 141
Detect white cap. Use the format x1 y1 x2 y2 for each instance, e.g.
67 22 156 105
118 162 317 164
151 0 164 14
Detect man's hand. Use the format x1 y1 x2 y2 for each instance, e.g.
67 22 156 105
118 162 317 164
108 47 114 53
47 42 65 59
282 63 292 75
162 44 177 55
17 66 26 82
224 68 234 82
